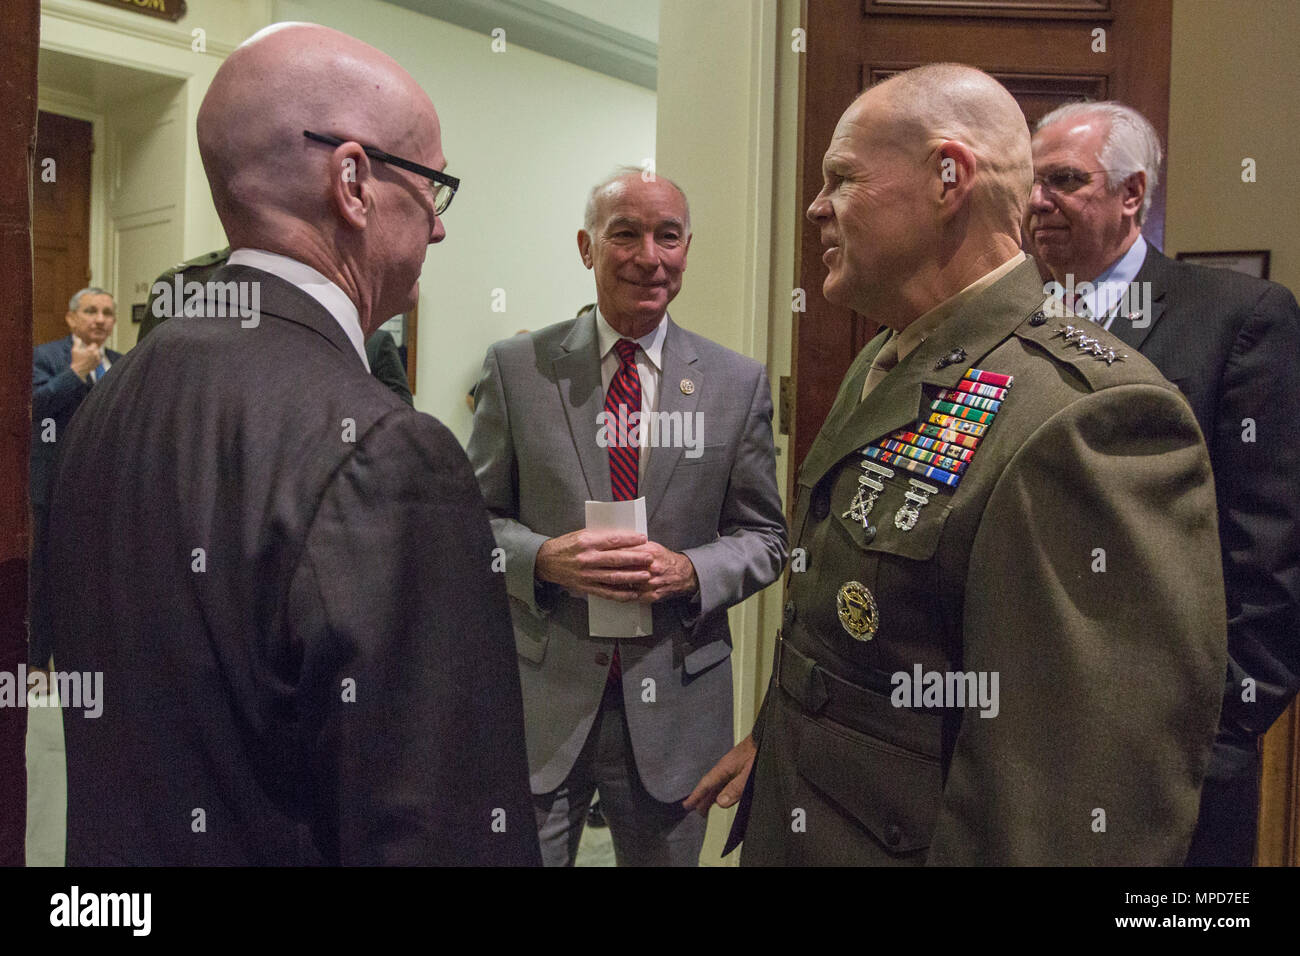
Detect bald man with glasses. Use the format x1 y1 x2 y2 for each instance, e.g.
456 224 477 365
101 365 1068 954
42 22 538 866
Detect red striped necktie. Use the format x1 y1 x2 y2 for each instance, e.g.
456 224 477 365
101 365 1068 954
606 338 641 500
604 338 641 684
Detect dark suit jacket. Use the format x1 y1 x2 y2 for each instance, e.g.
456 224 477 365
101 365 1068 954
43 265 540 865
1109 248 1300 764
28 336 122 666
31 336 122 509
366 329 413 406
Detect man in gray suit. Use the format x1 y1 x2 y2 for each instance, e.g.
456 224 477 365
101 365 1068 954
468 168 787 866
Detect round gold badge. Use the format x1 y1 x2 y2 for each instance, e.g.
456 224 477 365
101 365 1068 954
836 580 879 642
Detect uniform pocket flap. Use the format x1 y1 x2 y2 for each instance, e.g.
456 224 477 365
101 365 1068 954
795 712 941 855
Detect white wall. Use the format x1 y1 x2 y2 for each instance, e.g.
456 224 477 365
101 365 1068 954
656 0 801 865
274 0 658 442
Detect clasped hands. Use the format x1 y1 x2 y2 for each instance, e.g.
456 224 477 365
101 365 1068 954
535 530 697 604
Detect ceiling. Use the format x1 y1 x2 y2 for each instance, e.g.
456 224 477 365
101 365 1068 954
543 0 657 44
386 0 658 88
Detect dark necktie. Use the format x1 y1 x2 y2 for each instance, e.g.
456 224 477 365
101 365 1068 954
606 338 641 500
603 338 641 684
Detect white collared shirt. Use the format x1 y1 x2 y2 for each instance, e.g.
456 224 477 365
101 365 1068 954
595 306 666 480
1073 234 1148 331
227 248 370 371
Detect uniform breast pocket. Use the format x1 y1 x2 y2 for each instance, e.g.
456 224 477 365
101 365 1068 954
832 464 952 561
828 466 952 655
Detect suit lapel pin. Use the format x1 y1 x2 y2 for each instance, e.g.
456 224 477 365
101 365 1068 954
680 378 695 395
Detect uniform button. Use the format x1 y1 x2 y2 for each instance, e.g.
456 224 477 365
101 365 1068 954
885 824 903 848
594 652 610 667
1029 309 1047 327
863 525 876 543
783 601 797 627
811 486 830 520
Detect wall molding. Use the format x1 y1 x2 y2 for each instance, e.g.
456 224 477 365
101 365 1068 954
388 0 657 89
42 0 239 57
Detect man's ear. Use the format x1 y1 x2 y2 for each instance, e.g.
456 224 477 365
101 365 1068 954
328 142 373 230
1118 170 1146 218
577 230 593 269
935 140 977 220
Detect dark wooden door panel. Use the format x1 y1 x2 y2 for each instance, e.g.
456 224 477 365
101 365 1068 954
33 111 93 346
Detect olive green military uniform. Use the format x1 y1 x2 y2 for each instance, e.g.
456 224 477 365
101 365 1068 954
139 247 232 343
735 258 1225 865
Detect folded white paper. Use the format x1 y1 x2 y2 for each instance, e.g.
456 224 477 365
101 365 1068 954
585 497 654 637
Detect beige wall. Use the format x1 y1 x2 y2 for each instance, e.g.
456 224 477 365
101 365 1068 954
1167 0 1298 293
657 0 803 865
274 0 657 442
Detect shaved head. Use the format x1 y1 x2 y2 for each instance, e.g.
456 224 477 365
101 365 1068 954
198 23 446 330
862 63 1033 236
807 63 1031 322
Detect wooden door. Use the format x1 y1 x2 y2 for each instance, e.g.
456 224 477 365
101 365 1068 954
792 0 1171 473
33 111 93 346
1 0 41 868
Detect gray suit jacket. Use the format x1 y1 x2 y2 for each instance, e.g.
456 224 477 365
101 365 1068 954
468 311 787 801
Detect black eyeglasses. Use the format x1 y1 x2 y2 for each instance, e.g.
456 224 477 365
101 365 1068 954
303 129 459 215
1032 167 1122 197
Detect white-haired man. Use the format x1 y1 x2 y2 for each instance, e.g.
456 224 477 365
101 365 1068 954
468 168 786 866
1029 100 1300 866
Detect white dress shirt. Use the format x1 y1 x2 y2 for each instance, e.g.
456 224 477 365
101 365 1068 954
227 248 370 371
595 305 666 480
1071 234 1148 331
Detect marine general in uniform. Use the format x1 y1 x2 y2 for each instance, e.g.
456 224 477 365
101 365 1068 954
686 64 1227 865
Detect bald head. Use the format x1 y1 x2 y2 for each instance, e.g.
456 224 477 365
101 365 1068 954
197 24 446 330
807 64 1031 323
862 64 1033 235
200 24 435 237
